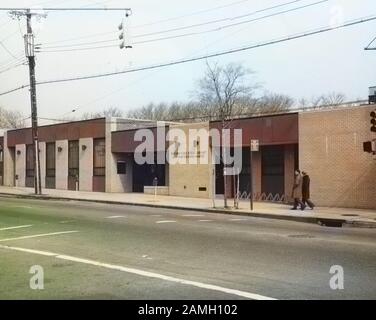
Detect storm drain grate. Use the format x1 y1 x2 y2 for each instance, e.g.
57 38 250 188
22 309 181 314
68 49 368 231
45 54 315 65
287 234 315 239
341 214 359 217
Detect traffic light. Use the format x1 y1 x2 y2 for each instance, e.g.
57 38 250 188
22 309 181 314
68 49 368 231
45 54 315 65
118 12 132 50
371 110 376 132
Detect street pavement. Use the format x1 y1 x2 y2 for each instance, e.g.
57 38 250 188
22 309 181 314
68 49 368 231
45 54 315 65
0 196 375 300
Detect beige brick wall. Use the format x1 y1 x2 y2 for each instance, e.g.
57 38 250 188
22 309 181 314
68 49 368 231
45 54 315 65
299 105 376 209
79 138 93 192
168 122 213 199
56 140 68 190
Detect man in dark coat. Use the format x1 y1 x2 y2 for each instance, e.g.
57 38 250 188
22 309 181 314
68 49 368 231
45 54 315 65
301 171 315 209
291 170 305 210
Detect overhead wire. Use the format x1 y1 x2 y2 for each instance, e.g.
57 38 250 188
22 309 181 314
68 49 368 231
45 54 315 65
37 0 254 46
0 60 27 74
40 0 307 49
1 14 375 97
37 0 328 52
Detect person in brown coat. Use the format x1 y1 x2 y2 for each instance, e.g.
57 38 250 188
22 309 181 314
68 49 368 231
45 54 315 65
302 171 315 209
291 170 306 210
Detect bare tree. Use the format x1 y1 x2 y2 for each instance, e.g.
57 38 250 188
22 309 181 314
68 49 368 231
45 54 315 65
298 92 346 109
253 93 294 114
321 92 346 106
81 107 124 120
195 62 258 208
196 62 257 122
0 106 26 129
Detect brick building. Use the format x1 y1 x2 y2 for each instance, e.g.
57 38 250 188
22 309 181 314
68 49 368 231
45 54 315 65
0 103 374 209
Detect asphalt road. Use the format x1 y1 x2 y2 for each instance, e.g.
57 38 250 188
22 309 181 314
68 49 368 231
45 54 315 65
0 196 375 300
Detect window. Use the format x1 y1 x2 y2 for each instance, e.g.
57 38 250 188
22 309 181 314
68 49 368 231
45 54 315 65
117 161 126 174
93 138 105 176
26 144 34 177
46 142 56 177
68 140 79 177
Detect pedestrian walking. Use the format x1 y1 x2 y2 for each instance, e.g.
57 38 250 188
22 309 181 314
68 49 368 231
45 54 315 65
291 170 306 210
302 171 315 209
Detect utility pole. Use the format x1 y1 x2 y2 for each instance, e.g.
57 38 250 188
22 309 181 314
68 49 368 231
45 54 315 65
10 9 45 194
6 6 132 195
26 10 41 195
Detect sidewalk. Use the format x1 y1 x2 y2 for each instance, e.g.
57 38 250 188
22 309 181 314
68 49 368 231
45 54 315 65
0 186 375 228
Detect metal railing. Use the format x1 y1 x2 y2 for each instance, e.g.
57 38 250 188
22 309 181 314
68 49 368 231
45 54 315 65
237 191 288 203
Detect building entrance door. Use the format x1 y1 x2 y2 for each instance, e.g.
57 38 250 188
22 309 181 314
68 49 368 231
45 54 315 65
68 140 79 191
261 145 284 197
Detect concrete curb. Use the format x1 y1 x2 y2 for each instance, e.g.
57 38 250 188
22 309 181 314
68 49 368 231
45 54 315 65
1 192 375 228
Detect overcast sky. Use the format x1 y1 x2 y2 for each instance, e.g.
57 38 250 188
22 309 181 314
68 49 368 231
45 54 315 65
0 0 375 124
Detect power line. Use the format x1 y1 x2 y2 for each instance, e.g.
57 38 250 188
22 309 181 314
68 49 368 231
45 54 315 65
0 39 19 59
133 0 253 29
38 0 298 47
0 59 26 74
133 0 309 39
365 35 376 50
1 14 375 97
0 53 25 69
39 0 310 49
0 7 131 11
37 0 327 52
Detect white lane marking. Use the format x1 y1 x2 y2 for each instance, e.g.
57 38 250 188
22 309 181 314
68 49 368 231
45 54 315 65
0 244 276 300
105 215 126 219
0 225 33 231
228 218 249 221
156 220 176 224
0 230 79 242
182 214 205 217
59 220 75 224
198 220 213 222
11 206 33 209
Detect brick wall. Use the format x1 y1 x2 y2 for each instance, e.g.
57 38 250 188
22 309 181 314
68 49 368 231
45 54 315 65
299 105 376 209
168 122 213 198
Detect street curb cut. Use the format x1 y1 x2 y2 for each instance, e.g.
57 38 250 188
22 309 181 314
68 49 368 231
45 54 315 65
1 192 375 228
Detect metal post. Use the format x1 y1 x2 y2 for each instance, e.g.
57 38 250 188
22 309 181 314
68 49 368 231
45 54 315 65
222 122 228 208
236 167 240 209
250 145 253 211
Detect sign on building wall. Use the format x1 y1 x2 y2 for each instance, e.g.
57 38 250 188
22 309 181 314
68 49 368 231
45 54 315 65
250 139 259 152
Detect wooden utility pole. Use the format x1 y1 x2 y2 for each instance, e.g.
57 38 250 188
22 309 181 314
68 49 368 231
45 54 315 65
25 10 41 194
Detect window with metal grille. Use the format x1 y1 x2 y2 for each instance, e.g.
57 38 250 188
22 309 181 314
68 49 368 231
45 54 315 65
93 138 105 176
46 142 56 177
68 140 79 178
26 144 35 177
